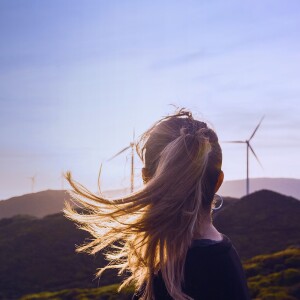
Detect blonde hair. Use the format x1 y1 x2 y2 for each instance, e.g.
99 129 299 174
63 108 222 300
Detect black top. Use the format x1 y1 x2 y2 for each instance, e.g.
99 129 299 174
132 234 251 300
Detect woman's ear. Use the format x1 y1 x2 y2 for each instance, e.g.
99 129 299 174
214 170 224 193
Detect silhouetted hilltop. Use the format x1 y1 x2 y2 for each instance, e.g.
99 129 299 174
0 190 71 219
214 189 300 259
219 177 300 200
0 188 137 220
0 189 237 220
2 177 299 220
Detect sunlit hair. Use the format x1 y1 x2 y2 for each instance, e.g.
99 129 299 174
63 108 222 300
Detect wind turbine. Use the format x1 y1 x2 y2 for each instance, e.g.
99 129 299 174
60 171 65 190
28 174 37 193
108 130 136 193
223 116 265 195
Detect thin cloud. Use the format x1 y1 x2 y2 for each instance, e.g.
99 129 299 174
151 49 216 70
150 28 296 71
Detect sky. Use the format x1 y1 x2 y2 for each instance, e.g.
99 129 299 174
1 0 300 199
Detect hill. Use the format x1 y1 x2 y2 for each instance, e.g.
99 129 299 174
0 188 238 220
0 214 120 300
219 177 300 200
1 177 299 220
0 189 299 299
0 188 134 219
0 190 71 219
19 246 300 300
214 189 300 259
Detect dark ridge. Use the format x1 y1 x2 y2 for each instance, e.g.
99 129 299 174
214 189 300 259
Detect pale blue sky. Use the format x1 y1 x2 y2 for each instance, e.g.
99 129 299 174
1 0 300 199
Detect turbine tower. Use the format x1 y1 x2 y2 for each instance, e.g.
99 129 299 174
108 129 136 193
60 171 65 190
224 116 265 195
28 174 36 193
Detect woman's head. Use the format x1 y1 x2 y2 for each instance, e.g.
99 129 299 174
138 109 223 211
63 108 224 300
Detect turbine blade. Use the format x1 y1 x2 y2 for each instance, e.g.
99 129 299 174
222 140 245 143
249 115 265 141
133 128 135 143
249 144 263 169
97 163 103 195
107 145 131 161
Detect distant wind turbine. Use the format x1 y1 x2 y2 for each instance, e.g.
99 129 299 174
60 171 65 190
28 174 37 193
223 116 265 195
108 130 136 193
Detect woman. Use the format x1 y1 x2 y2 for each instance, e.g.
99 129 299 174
64 108 251 300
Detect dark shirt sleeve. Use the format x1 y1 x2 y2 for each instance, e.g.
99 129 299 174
225 245 251 300
183 246 251 300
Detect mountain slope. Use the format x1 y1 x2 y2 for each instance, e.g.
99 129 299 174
0 189 238 220
19 246 300 300
214 189 300 259
219 177 300 200
0 214 119 299
0 190 71 219
0 190 299 298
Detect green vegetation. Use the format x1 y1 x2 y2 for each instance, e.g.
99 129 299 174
18 246 300 300
1 190 299 299
20 284 134 300
244 246 300 300
0 214 122 299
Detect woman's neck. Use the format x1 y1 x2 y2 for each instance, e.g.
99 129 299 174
192 213 223 241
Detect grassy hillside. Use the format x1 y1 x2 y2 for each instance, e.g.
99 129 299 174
0 214 121 300
19 246 300 300
20 284 134 300
0 189 299 299
244 246 300 300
